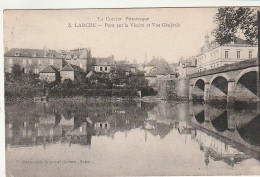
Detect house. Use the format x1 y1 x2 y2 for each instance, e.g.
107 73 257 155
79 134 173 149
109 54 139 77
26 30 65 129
39 65 60 82
60 64 86 81
58 48 91 72
145 57 176 88
112 63 133 76
176 56 197 78
4 48 63 74
196 35 257 72
90 55 115 73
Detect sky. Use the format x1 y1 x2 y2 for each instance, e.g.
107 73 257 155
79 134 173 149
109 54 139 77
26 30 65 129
3 8 218 64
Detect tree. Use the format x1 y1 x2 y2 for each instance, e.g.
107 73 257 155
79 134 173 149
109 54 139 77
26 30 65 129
212 7 258 45
61 79 74 89
11 64 23 79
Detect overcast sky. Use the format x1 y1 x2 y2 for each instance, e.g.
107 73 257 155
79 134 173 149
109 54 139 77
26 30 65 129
4 8 218 63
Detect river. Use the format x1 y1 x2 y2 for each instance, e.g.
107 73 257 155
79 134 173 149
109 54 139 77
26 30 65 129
5 99 260 176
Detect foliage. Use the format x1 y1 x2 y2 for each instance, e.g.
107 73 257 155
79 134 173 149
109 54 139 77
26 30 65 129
11 64 23 79
212 7 258 45
5 65 157 100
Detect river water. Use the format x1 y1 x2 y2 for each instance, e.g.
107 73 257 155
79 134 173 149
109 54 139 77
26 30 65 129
5 99 260 176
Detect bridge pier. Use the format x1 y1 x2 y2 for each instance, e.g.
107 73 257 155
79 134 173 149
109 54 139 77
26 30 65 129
204 104 211 122
203 82 210 102
227 80 236 107
189 84 193 100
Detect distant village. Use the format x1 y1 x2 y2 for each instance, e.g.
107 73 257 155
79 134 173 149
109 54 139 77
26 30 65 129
4 34 258 98
4 46 177 84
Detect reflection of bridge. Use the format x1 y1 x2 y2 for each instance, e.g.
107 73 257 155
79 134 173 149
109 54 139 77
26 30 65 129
188 58 259 103
190 103 260 158
193 129 252 167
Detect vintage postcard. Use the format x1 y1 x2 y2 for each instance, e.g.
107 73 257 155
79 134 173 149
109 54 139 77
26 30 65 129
3 7 260 176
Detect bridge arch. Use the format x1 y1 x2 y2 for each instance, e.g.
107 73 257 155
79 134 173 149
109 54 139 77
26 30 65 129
192 78 207 101
235 67 258 85
194 79 206 90
209 74 229 101
234 67 258 101
209 73 231 85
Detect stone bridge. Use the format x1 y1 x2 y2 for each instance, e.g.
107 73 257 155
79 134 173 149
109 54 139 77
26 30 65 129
188 58 259 103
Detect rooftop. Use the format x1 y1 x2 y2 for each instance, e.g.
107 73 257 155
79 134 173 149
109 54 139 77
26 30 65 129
198 37 256 55
39 65 59 73
60 64 85 73
59 48 90 60
146 58 175 76
4 48 62 58
91 56 115 66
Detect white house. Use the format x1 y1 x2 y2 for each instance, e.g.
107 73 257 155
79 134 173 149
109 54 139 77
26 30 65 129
196 35 257 72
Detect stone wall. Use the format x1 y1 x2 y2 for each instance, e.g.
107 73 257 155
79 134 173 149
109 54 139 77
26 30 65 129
60 71 74 81
157 78 179 99
176 78 189 98
39 73 57 82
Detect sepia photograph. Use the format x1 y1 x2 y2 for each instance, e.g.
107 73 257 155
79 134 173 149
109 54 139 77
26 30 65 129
3 7 260 176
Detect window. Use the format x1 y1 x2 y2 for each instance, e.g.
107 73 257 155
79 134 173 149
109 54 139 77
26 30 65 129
237 51 240 58
225 51 229 58
34 68 39 74
249 51 252 59
100 67 103 71
15 51 20 56
9 59 13 65
32 52 37 57
50 129 53 135
105 67 107 71
23 59 27 65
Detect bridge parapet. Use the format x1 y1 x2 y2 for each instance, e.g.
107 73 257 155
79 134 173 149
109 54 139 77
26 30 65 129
187 58 257 79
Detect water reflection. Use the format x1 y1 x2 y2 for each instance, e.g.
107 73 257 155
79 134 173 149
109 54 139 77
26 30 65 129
5 100 260 176
6 100 155 148
190 103 260 161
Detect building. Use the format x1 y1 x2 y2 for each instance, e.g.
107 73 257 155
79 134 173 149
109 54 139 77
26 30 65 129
39 65 60 82
145 57 176 88
142 57 158 74
196 35 257 72
176 57 197 78
4 48 63 74
59 48 91 72
60 64 86 81
112 63 136 75
89 56 115 73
